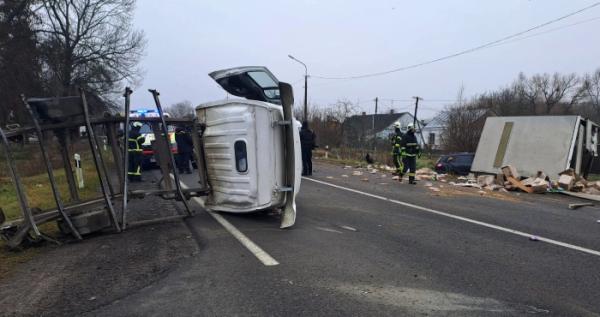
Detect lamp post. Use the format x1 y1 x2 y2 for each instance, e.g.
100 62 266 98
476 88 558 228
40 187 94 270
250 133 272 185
288 54 308 122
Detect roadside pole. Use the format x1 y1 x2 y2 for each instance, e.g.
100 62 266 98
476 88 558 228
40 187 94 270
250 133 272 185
74 153 84 189
372 97 378 151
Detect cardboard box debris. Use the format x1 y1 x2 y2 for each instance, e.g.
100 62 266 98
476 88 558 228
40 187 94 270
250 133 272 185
558 174 574 191
477 175 495 187
501 165 519 179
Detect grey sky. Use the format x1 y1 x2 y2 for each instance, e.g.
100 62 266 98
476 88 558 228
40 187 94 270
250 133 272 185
131 0 600 118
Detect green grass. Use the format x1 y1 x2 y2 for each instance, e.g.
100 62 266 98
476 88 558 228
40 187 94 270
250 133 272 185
0 165 102 222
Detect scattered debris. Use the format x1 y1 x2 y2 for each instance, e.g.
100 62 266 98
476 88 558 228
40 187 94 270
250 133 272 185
416 168 436 180
529 235 539 241
343 165 352 170
428 187 441 192
352 171 363 176
477 190 486 196
568 202 594 210
423 182 433 187
361 178 369 182
501 165 519 179
326 176 334 179
391 176 400 180
341 174 349 178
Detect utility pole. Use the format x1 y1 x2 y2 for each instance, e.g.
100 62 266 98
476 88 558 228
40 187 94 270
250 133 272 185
412 96 421 126
412 96 429 155
372 97 378 151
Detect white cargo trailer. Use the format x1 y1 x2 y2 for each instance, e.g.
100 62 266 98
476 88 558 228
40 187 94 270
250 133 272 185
471 116 599 178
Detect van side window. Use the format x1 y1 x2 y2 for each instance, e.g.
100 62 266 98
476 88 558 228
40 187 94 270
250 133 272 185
234 140 248 173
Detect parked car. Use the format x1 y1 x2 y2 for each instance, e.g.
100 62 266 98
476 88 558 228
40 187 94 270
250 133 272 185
435 153 474 175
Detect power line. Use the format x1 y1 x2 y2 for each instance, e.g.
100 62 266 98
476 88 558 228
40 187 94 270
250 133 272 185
311 2 600 80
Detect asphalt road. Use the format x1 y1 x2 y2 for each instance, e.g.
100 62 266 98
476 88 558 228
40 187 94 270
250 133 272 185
88 161 600 317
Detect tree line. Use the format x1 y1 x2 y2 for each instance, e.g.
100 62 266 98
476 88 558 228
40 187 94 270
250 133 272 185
441 69 600 152
0 0 146 126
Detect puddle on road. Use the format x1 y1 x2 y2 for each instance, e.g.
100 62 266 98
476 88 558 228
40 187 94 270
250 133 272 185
336 283 547 315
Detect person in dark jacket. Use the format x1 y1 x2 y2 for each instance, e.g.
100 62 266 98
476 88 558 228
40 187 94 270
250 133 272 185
175 126 194 174
300 121 316 176
128 122 145 182
390 122 404 176
400 123 421 184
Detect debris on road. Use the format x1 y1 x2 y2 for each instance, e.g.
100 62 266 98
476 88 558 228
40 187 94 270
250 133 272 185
341 174 349 178
352 171 363 176
568 202 594 210
529 235 540 241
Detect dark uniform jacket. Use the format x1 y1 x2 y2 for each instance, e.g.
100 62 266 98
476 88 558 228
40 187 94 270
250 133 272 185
391 131 403 154
401 131 420 156
175 131 194 153
300 128 316 151
128 130 145 151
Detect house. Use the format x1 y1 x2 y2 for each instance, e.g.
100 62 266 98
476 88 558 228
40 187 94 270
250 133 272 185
343 111 418 147
420 112 447 151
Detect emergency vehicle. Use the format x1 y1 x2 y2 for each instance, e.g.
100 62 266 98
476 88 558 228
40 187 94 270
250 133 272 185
129 109 177 168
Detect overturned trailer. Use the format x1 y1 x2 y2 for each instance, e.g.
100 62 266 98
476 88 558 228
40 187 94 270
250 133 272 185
471 116 599 178
0 66 300 249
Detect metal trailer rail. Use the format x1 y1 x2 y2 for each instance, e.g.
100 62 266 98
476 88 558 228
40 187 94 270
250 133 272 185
0 88 211 249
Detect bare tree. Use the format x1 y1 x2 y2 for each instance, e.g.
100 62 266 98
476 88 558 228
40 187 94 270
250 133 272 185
35 0 146 97
166 100 195 118
582 68 600 111
515 72 584 114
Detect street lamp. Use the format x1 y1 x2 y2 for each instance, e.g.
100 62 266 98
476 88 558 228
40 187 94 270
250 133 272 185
288 54 308 122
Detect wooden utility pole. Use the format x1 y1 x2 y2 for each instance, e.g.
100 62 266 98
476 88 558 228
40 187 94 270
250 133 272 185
372 97 378 151
412 96 421 126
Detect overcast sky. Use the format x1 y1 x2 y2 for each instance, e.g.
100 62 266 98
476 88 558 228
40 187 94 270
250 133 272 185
130 0 600 118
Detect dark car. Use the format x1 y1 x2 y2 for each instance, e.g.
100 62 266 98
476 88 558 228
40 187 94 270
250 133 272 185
435 153 474 175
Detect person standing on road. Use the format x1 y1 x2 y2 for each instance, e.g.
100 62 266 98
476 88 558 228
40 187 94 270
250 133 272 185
400 123 421 184
300 121 316 176
175 126 194 174
128 122 145 182
390 122 404 177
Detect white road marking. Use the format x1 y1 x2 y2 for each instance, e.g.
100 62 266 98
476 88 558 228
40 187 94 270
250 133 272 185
304 177 600 257
315 226 344 234
340 225 357 232
177 178 279 266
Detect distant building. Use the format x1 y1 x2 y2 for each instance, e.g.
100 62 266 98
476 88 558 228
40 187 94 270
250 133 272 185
421 112 447 151
343 111 419 147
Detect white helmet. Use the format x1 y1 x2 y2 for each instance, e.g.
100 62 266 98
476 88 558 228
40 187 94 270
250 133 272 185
407 123 415 130
132 121 143 128
394 122 402 129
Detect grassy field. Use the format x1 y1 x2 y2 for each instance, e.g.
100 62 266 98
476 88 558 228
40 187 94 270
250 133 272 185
0 153 106 222
0 143 115 278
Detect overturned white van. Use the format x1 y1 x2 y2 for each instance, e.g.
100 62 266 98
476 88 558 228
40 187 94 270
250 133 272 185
196 67 301 228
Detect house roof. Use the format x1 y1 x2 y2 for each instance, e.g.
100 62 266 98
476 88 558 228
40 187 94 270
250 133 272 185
423 112 448 129
344 112 412 134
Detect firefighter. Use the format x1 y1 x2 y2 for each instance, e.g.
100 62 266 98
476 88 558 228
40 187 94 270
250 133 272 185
400 122 421 184
300 121 316 176
128 122 145 182
391 122 404 177
175 126 194 174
